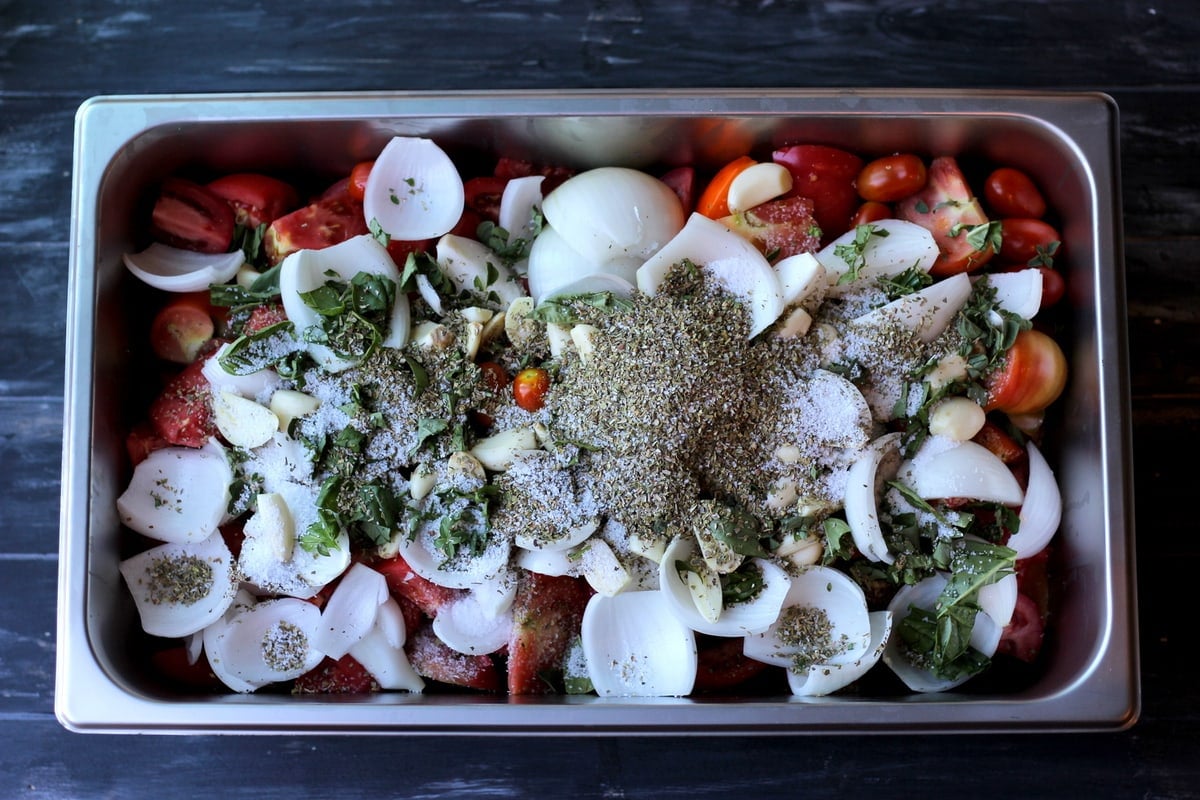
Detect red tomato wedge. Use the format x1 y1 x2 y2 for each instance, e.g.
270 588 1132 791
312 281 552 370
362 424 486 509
293 654 379 694
507 572 593 695
896 156 997 276
406 624 500 691
772 144 864 243
693 636 769 692
984 328 1068 416
148 355 218 448
263 186 369 265
150 177 236 254
125 420 170 467
149 291 216 364
464 176 509 224
696 156 755 219
721 195 822 259
206 173 300 229
373 554 461 618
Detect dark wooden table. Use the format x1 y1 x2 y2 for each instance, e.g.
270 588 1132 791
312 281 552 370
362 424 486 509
3 2 1197 797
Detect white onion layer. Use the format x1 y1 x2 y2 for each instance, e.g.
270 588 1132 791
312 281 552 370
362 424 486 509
844 432 902 563
818 218 938 292
582 590 697 697
898 438 1024 506
1007 440 1061 558
123 244 245 292
313 562 391 659
117 445 232 544
203 597 325 692
659 537 791 637
363 136 464 241
788 610 893 697
119 531 238 638
348 598 424 692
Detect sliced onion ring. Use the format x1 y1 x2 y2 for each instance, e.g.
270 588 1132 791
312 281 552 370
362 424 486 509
123 243 244 292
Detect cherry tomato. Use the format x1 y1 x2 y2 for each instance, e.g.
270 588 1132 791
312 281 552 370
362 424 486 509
206 173 299 229
512 367 551 412
771 144 864 243
849 200 892 228
696 156 756 219
464 176 510 224
477 360 509 393
856 153 927 203
263 185 369 265
149 291 216 364
984 328 1068 416
984 167 1047 219
150 177 236 254
346 160 374 203
999 218 1061 265
896 156 996 276
659 165 696 215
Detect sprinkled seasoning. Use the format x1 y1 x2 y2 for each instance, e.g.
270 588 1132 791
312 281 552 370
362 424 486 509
262 620 309 673
145 554 214 606
775 604 848 671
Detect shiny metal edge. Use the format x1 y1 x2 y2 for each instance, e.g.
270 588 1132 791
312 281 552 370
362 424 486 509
57 89 1138 734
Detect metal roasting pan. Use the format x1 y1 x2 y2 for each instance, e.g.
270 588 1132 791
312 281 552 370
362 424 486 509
57 89 1138 734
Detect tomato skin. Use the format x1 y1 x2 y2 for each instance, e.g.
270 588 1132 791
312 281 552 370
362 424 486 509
293 654 378 694
856 153 927 203
206 173 299 229
696 156 756 219
971 420 1026 464
984 167 1047 219
125 420 170 466
995 592 1045 663
243 302 288 335
659 166 696 215
693 636 769 691
895 156 996 276
385 238 433 267
464 176 509 224
512 367 551 412
507 572 593 695
772 144 864 242
999 218 1061 265
849 200 892 227
151 645 224 690
406 624 501 691
347 160 374 203
262 188 369 265
149 292 216 364
150 177 236 254
722 195 821 259
477 360 509 393
984 328 1068 416
373 554 460 617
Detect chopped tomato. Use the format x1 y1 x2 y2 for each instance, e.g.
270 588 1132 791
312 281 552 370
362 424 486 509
659 166 696 215
896 156 996 276
507 572 593 695
512 367 550 412
347 160 374 203
492 157 573 193
125 420 169 466
449 207 484 239
263 186 369 265
696 156 756 219
984 167 1047 219
293 654 379 694
772 144 864 243
394 594 426 636
1014 547 1052 621
150 177 236 254
856 153 927 203
406 624 500 691
243 303 288 334
721 195 821 259
206 172 300 229
464 176 509 224
373 554 461 618
148 356 217 448
972 420 1026 464
984 328 1068 416
995 592 1045 663
693 636 769 692
219 518 246 559
151 645 224 690
149 292 216 364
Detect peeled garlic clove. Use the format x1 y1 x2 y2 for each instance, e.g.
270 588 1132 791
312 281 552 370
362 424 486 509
928 396 987 441
213 390 279 448
469 427 539 472
119 531 238 638
269 389 321 432
572 538 632 597
727 162 793 213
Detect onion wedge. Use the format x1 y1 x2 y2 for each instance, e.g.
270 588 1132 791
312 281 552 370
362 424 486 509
818 218 938 293
898 437 1024 506
582 590 697 697
363 136 464 241
313 562 391 660
843 432 902 564
203 597 325 693
347 598 424 692
116 444 232 544
123 243 244 293
119 531 238 638
1006 440 1061 558
788 611 893 697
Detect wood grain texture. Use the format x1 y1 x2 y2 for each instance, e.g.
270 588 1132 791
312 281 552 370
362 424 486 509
2 0 1199 797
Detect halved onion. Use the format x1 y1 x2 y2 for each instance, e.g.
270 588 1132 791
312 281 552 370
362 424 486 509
1006 440 1061 558
363 136 464 241
882 573 1002 693
203 597 325 693
313 562 390 659
742 565 871 669
637 213 784 338
789 610 893 697
659 536 791 637
897 438 1024 506
116 444 232 544
542 166 684 268
347 598 424 692
581 590 697 697
119 531 238 638
435 233 525 306
432 592 514 655
818 218 938 292
123 243 244 292
278 234 411 372
850 272 972 344
843 432 902 564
